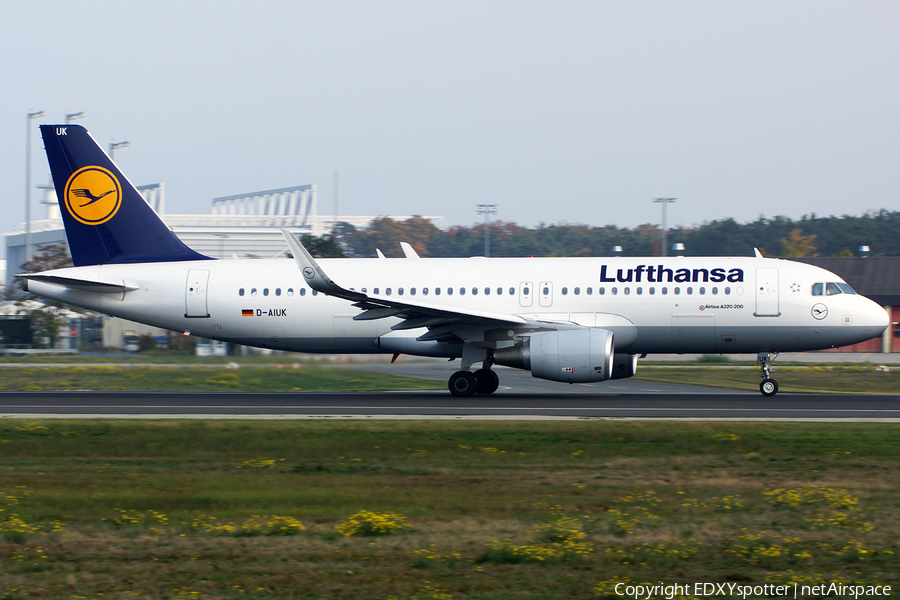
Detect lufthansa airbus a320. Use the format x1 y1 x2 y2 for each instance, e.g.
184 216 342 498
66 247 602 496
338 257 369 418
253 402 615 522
21 125 889 396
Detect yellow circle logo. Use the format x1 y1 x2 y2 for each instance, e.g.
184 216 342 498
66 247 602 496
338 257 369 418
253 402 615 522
64 166 122 225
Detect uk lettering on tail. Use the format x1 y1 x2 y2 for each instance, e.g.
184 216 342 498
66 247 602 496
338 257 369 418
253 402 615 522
20 124 889 396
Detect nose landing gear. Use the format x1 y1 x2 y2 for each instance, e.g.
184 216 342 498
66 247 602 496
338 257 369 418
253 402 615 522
757 351 779 396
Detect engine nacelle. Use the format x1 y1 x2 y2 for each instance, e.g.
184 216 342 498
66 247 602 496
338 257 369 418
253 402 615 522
495 328 615 383
610 353 639 379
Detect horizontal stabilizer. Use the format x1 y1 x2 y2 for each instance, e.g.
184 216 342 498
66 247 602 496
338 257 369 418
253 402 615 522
17 273 139 294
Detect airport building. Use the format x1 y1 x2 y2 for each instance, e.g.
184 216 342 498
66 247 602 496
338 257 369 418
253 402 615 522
3 181 440 350
6 181 440 288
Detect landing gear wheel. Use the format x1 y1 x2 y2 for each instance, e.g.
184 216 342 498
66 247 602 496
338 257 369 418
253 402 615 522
448 371 477 397
760 378 779 397
757 351 780 397
474 368 500 395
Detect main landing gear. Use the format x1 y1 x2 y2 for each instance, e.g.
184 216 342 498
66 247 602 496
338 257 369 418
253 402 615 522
757 351 779 397
449 357 500 397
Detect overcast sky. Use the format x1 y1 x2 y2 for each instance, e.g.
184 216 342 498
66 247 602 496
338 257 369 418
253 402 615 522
2 0 899 258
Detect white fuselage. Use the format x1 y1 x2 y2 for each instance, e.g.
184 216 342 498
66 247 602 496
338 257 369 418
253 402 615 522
27 255 888 357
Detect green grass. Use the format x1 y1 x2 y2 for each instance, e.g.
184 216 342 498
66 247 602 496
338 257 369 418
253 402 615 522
1 420 899 599
0 365 442 392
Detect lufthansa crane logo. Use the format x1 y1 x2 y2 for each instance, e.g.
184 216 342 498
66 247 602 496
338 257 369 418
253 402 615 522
63 166 122 225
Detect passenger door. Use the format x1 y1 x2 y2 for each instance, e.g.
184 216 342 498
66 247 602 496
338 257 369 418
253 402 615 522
754 268 780 317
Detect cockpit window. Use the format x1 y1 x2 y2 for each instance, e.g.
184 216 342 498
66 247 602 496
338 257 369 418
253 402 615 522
836 282 857 295
813 282 858 296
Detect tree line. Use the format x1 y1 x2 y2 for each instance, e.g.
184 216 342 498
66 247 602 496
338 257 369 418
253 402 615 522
333 210 900 259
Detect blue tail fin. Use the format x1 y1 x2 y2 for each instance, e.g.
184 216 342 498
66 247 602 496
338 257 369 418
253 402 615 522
40 124 211 267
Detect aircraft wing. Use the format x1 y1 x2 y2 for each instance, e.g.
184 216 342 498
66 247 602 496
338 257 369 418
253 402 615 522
282 230 528 342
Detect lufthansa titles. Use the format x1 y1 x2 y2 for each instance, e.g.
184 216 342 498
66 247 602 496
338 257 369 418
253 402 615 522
600 265 744 284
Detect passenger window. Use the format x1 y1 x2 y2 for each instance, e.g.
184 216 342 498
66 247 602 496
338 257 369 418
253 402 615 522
712 287 718 295
624 287 630 295
422 288 428 296
251 288 257 297
411 288 416 296
812 283 824 296
509 287 515 295
522 287 528 295
398 288 404 296
263 288 269 296
636 287 642 295
472 287 478 295
662 287 668 295
300 288 306 296
674 287 681 295
699 287 705 295
542 286 549 295
275 288 282 296
239 288 245 297
687 287 693 295
435 288 441 296
587 287 593 295
373 287 380 295
447 288 453 296
312 290 318 296
574 287 580 295
460 288 466 295
562 287 568 295
599 287 605 295
611 287 618 295
386 288 392 296
725 287 731 295
649 287 655 295
287 288 294 296
484 287 490 295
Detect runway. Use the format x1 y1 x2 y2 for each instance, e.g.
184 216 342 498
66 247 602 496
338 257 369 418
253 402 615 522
2 389 900 420
1 362 898 420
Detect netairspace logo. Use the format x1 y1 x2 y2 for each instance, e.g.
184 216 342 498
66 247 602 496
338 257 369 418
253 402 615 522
614 582 892 600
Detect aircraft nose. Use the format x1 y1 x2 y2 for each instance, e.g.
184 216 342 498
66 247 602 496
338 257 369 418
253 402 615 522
866 300 890 336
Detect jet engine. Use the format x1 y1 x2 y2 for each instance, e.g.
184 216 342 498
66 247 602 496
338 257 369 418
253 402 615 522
609 352 639 379
494 328 616 383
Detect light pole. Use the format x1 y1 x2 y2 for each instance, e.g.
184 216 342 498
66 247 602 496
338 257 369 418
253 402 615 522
65 111 85 124
476 204 498 257
25 110 45 264
109 139 130 161
652 197 677 257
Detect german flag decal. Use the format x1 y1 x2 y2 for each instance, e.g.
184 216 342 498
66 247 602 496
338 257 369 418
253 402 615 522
241 309 254 317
